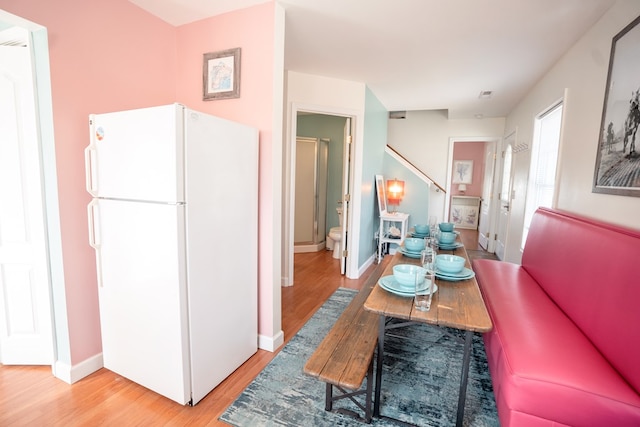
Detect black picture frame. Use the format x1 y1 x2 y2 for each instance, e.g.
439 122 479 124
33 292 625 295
592 15 640 197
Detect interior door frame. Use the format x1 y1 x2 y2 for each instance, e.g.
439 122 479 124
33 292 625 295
0 11 65 378
285 103 357 286
495 130 516 261
444 136 501 250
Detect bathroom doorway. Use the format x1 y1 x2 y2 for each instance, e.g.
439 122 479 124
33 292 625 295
289 110 352 281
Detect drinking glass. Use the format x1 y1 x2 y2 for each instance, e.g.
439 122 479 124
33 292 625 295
416 249 436 311
415 268 436 312
421 247 435 272
428 215 439 241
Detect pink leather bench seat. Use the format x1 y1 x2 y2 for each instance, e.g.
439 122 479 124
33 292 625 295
476 259 640 426
473 208 640 426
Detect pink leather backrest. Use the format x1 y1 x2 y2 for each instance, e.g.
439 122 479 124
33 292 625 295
522 208 640 394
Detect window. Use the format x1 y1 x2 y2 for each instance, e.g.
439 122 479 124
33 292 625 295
522 102 563 247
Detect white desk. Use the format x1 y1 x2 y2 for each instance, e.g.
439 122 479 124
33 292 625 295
377 212 409 262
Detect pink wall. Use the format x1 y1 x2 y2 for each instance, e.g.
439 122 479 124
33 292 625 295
175 3 276 339
0 0 178 365
451 142 485 197
0 0 277 364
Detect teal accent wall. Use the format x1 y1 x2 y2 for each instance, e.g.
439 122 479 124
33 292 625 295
359 87 388 266
383 154 431 227
296 114 348 233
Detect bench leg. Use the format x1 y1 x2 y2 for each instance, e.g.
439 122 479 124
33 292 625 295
373 315 386 417
321 358 375 423
325 383 333 411
364 356 374 423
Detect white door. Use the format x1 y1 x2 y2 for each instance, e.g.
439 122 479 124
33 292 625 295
495 133 515 261
0 44 54 364
478 142 496 251
340 118 352 275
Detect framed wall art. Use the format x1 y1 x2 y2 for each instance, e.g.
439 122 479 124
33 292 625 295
203 47 241 101
452 160 474 184
593 15 640 197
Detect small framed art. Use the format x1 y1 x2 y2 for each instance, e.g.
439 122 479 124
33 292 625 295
203 47 241 101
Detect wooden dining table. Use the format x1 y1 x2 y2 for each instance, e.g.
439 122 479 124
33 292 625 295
364 242 493 426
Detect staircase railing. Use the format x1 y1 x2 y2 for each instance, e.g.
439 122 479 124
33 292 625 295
385 145 446 193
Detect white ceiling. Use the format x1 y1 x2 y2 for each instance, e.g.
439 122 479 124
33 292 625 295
127 0 617 119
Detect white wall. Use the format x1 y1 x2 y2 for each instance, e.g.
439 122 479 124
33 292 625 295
504 0 640 263
284 71 366 282
387 110 505 222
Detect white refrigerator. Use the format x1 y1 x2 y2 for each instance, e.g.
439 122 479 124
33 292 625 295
85 104 258 405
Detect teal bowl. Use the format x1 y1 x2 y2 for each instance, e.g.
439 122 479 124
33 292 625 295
439 222 455 232
436 254 465 274
404 237 425 252
393 264 426 288
414 224 430 235
438 231 456 245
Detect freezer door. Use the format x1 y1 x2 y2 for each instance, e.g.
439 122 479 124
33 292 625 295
90 198 191 404
86 104 184 203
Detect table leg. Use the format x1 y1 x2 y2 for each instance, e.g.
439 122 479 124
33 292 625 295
373 315 386 417
456 330 473 427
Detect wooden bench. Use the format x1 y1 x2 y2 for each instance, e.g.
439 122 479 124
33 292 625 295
303 257 389 423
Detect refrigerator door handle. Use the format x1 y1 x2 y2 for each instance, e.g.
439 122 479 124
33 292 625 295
87 199 103 287
85 145 98 197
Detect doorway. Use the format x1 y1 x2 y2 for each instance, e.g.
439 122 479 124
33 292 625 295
286 107 355 285
445 137 500 254
0 12 63 372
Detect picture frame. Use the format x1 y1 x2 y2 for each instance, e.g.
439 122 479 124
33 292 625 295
375 175 387 215
203 47 241 101
452 160 474 184
592 15 640 197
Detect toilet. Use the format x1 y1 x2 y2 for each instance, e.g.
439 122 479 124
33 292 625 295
326 207 343 259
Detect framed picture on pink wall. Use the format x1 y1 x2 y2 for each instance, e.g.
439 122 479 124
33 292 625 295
452 160 473 184
203 47 241 101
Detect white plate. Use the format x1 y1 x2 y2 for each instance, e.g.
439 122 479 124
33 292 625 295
378 275 438 297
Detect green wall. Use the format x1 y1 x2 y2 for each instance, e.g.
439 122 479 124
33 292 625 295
296 114 348 232
359 87 388 265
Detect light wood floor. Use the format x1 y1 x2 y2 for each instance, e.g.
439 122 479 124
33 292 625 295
0 230 489 426
0 250 375 426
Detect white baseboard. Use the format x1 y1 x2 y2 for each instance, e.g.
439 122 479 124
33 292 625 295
358 253 376 277
258 330 284 352
54 353 103 384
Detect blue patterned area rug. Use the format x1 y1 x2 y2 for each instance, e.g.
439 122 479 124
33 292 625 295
220 288 499 426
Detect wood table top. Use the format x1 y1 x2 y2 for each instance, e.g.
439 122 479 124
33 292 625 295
364 244 493 333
